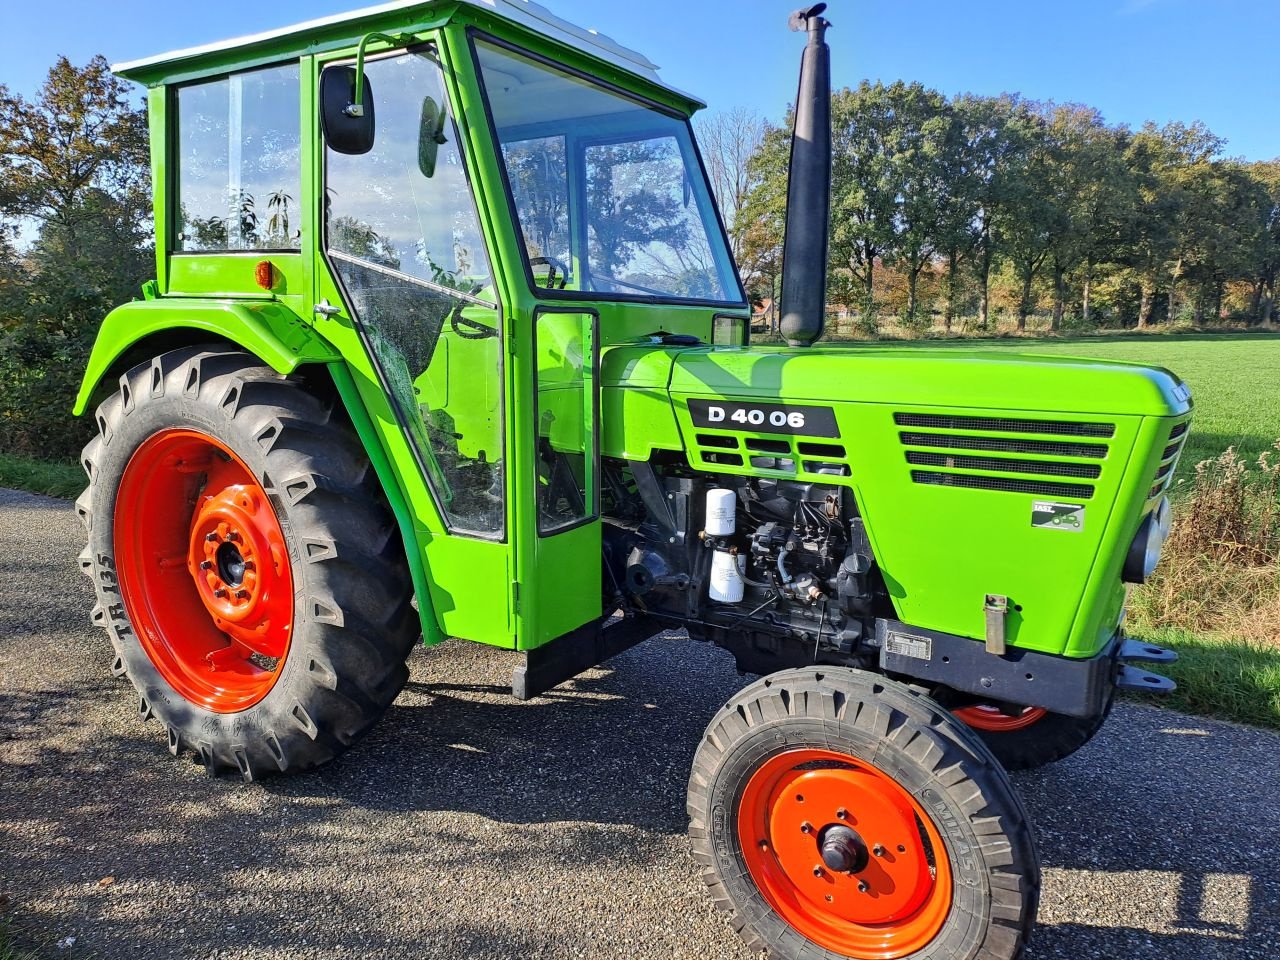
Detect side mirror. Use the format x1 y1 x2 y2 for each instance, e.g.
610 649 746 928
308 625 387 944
418 96 449 178
321 66 375 155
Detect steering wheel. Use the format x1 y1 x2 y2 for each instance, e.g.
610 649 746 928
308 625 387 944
529 256 570 290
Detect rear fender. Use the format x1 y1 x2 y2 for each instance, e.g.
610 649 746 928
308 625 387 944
73 297 445 646
73 299 339 415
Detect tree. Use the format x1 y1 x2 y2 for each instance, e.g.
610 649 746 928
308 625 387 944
949 95 1034 330
992 106 1056 330
0 56 149 258
828 82 902 326
1039 105 1129 331
0 56 152 461
881 84 953 325
1246 161 1280 328
697 108 767 277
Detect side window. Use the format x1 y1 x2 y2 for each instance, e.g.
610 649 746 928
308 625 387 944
175 63 301 251
324 51 504 536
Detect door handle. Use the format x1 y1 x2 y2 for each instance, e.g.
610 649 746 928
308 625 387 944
314 299 342 317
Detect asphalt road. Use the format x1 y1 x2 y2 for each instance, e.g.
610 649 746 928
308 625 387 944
2 485 1278 960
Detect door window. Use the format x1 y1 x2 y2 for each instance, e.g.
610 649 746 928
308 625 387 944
325 50 504 535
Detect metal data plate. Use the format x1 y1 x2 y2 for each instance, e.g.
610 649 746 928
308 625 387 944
1032 500 1085 532
884 631 932 661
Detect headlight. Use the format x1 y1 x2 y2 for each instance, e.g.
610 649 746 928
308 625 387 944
1123 497 1171 584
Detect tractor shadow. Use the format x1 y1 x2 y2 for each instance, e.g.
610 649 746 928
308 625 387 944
272 637 750 834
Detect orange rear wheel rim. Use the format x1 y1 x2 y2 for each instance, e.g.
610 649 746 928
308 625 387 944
738 749 952 959
114 428 294 713
953 704 1048 732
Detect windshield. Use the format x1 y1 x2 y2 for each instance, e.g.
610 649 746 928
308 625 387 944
474 38 742 304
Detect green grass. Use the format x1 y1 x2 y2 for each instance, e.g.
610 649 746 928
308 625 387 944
1138 627 1280 730
0 453 84 499
0 917 40 960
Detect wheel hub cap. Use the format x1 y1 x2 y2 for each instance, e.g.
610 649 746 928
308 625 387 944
738 749 953 959
113 428 294 712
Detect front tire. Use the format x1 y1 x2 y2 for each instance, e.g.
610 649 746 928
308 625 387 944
78 347 418 780
688 668 1039 960
953 697 1114 772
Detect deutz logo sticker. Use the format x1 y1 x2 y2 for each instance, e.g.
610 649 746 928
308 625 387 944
1032 501 1085 531
687 399 840 438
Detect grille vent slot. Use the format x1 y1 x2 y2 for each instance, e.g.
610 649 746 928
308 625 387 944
696 434 738 449
906 451 1101 479
912 471 1095 500
1169 421 1189 440
894 413 1115 438
900 432 1108 460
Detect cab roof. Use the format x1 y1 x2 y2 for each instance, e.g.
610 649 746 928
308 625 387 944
112 0 702 108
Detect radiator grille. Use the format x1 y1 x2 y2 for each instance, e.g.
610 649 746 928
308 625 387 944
897 411 1116 501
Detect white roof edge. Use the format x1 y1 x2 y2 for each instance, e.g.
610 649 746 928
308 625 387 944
111 0 703 105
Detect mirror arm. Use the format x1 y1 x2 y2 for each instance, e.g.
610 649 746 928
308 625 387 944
346 32 414 117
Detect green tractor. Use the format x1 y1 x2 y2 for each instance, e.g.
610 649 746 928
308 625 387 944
76 2 1188 957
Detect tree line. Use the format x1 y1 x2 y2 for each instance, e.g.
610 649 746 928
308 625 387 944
700 84 1280 333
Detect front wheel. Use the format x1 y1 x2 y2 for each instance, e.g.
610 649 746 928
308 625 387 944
688 668 1039 960
78 347 418 780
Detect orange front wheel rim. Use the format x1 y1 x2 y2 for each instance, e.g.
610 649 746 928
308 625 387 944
114 428 294 713
738 749 953 959
953 704 1048 733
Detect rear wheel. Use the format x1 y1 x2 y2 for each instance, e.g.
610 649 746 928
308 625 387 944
78 346 418 780
688 668 1039 960
953 698 1113 772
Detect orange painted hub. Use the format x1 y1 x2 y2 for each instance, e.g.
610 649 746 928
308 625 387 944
953 704 1048 732
738 749 952 959
114 429 294 712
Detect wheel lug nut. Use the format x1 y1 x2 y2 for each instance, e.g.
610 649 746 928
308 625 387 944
226 531 241 543
235 590 249 600
873 844 885 857
205 532 219 542
812 865 823 877
200 560 213 570
214 588 229 599
836 808 848 820
858 881 870 894
800 821 813 834
242 560 255 571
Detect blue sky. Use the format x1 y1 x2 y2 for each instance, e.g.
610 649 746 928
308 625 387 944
3 0 1278 161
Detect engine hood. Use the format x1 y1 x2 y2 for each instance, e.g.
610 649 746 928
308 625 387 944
662 345 1192 418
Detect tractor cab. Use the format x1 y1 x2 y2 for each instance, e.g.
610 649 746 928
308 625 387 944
102 0 746 655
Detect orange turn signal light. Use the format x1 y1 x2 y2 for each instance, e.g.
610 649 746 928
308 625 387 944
254 260 275 291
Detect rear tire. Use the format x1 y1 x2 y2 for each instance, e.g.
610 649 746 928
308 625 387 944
953 696 1114 772
688 667 1039 960
78 346 418 780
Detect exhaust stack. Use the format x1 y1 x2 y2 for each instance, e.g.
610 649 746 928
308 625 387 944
778 4 832 348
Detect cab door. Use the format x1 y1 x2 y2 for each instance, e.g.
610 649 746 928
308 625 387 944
518 306 601 648
310 42 517 647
